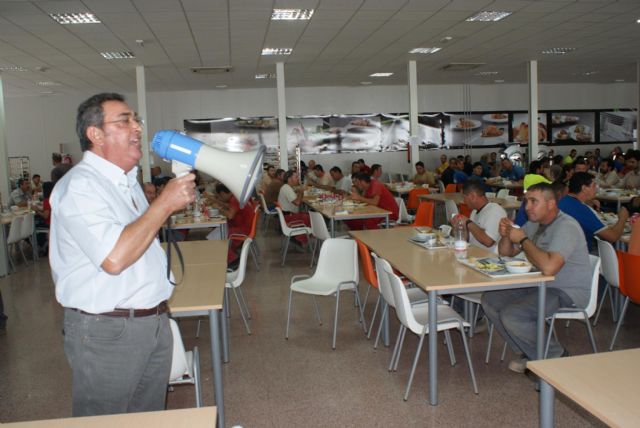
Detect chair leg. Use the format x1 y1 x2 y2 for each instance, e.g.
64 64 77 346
19 241 28 265
584 316 598 354
311 296 322 325
309 238 318 268
237 287 251 319
281 236 291 266
500 342 508 361
485 322 494 364
444 330 456 366
195 319 201 338
332 289 341 350
353 288 367 333
609 297 630 351
374 303 388 349
7 244 15 272
392 326 407 372
362 285 371 315
544 316 556 359
230 286 251 335
193 346 203 408
458 322 479 394
389 324 404 371
403 331 427 401
285 288 294 339
367 295 381 340
593 283 610 327
249 244 259 271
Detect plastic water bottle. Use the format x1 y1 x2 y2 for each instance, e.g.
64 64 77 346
454 218 468 260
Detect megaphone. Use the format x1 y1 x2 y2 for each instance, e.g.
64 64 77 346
152 130 264 206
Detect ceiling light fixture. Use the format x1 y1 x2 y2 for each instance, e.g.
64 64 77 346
615 79 625 82
49 12 100 24
360 81 372 85
215 84 228 89
261 48 292 56
408 47 441 54
255 73 276 79
466 11 511 22
494 79 505 83
100 51 135 60
36 81 62 86
581 71 598 76
271 9 314 20
0 65 26 72
476 71 499 76
441 36 453 43
370 72 393 77
541 47 575 54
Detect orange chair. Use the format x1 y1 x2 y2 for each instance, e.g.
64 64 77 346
459 203 472 218
357 240 381 338
229 205 260 270
610 250 640 350
411 201 434 228
406 188 430 211
444 183 457 193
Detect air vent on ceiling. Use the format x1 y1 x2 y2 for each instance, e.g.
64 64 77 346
190 66 234 74
440 63 486 72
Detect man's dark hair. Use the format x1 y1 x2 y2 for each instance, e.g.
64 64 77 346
52 153 62 163
16 178 27 187
330 166 342 175
215 183 230 194
528 160 542 174
462 180 485 196
76 93 126 152
42 181 54 199
415 161 424 168
284 169 297 183
275 168 285 178
153 176 171 187
527 182 557 201
351 161 359 167
357 159 365 164
370 164 381 174
626 150 640 161
32 174 40 180
353 172 371 182
600 158 614 170
550 181 567 200
552 155 564 165
627 196 640 216
574 158 587 167
313 164 324 172
568 172 594 194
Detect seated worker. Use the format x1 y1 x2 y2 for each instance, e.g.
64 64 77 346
212 183 255 263
435 154 449 176
10 178 31 207
558 172 629 251
452 159 469 185
264 168 285 209
312 164 334 189
482 183 592 373
31 174 43 195
412 161 436 186
370 164 383 180
467 162 491 191
277 170 310 244
627 197 640 255
329 166 353 194
347 173 398 230
596 158 621 189
452 181 506 253
441 158 457 186
358 159 371 175
305 160 318 184
258 164 276 193
500 158 525 182
621 150 640 189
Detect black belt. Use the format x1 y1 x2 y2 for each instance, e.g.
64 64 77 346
69 301 168 318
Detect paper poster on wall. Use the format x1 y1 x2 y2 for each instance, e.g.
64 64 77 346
443 113 508 147
600 110 637 143
184 117 278 152
511 113 548 144
417 113 443 148
551 112 595 144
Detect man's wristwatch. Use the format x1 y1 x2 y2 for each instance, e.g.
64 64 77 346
518 236 529 250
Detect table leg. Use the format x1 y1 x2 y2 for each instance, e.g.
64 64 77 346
222 288 230 363
330 219 335 238
382 303 390 347
428 290 438 405
385 214 389 229
209 309 224 428
536 282 546 360
540 379 555 428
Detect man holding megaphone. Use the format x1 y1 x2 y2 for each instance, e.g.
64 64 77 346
49 93 196 417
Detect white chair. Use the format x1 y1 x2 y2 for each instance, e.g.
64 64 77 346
309 211 347 268
444 199 458 222
593 237 619 326
485 192 496 198
437 180 445 193
450 292 483 337
168 319 203 407
275 207 312 266
382 260 478 400
285 238 365 349
258 193 278 231
496 189 510 199
504 195 517 202
394 197 414 225
6 215 25 271
543 255 601 358
20 212 35 258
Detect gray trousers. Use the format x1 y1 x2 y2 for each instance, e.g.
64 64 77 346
481 287 573 360
63 308 172 416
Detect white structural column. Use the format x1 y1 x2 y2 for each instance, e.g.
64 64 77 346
528 60 539 161
0 77 12 275
136 65 151 182
636 60 639 150
276 62 288 171
408 60 419 173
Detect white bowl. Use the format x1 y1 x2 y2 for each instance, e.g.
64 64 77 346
505 261 533 274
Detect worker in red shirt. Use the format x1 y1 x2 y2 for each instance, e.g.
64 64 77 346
347 172 398 230
215 183 255 263
358 159 371 175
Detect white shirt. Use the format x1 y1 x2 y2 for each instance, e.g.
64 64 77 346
278 183 299 213
470 202 507 253
316 173 334 187
335 177 352 193
50 151 173 313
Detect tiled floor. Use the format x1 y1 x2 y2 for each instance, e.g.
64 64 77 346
0 223 637 427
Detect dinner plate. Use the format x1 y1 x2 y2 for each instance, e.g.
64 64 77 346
552 115 579 125
568 124 592 141
452 119 481 131
482 113 508 123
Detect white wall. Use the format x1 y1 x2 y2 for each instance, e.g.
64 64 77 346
3 82 636 179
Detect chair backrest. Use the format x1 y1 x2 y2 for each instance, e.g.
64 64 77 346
584 254 601 316
169 318 191 382
407 188 430 210
617 250 640 304
486 192 496 198
459 203 472 218
227 238 253 287
356 240 378 289
20 213 34 240
7 215 24 245
444 184 457 193
394 197 411 224
496 188 510 199
248 205 260 239
275 207 291 233
444 199 458 221
313 238 358 286
596 237 618 288
504 195 517 202
437 180 445 193
259 193 276 214
412 201 434 228
372 253 395 308
309 211 331 241
382 259 421 333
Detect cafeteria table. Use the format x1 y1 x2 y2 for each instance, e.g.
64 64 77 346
1 407 217 427
419 192 521 211
0 210 39 276
351 227 554 406
168 214 228 238
304 195 391 237
165 240 228 427
528 348 640 428
485 179 524 191
384 182 438 195
595 190 635 212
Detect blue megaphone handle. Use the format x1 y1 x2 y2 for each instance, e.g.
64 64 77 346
151 130 202 167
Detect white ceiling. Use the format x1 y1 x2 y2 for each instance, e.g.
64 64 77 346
0 0 639 97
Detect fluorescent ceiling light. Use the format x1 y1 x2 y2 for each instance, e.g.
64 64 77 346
466 11 511 22
476 71 499 76
272 9 314 20
0 65 26 72
215 84 227 89
541 47 575 54
262 48 292 56
100 51 135 60
50 13 100 24
360 81 372 85
494 79 505 83
36 81 62 86
255 73 276 79
370 72 393 77
408 47 441 54
581 71 598 76
615 79 625 82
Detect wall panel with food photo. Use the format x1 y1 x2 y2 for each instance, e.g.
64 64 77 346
184 117 278 152
511 114 548 144
417 113 444 148
443 113 508 147
323 115 382 153
599 110 637 143
287 116 330 154
551 111 595 144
